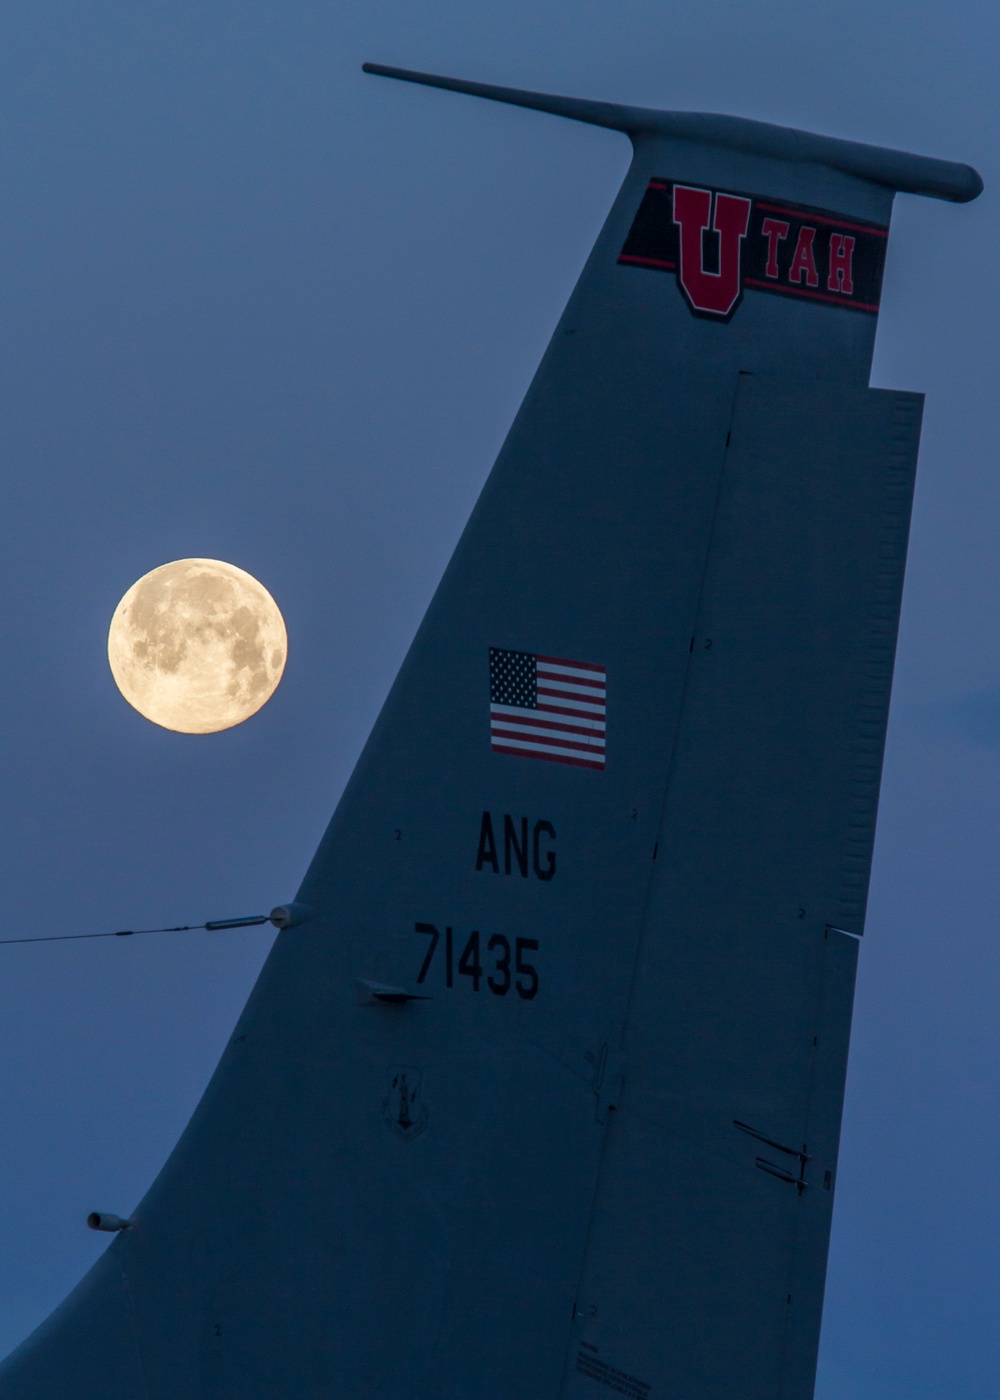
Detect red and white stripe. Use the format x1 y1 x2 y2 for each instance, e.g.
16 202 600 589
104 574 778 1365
491 655 606 771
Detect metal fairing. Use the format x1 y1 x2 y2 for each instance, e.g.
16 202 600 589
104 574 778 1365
0 67 979 1400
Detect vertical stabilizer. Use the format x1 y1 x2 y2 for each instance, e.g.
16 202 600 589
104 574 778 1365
0 69 980 1400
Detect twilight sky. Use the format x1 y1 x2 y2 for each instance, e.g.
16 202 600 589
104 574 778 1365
0 3 996 1395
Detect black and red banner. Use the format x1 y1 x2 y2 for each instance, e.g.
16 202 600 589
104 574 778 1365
618 179 888 320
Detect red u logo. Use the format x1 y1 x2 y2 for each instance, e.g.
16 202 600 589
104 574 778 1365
673 185 752 317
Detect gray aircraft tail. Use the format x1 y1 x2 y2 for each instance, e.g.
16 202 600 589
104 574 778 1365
0 67 980 1400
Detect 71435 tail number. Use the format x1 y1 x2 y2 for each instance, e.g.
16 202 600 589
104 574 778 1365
414 922 538 1000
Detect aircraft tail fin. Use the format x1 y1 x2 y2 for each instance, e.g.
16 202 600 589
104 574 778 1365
0 66 981 1400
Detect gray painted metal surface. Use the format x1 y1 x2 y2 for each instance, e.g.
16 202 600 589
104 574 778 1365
0 67 980 1400
362 64 983 202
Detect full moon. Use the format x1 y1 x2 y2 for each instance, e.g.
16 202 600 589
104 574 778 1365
108 559 287 734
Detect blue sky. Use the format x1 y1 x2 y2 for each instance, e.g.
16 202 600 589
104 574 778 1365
0 2 996 1395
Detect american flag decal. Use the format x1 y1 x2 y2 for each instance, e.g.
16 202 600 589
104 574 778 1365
489 648 606 771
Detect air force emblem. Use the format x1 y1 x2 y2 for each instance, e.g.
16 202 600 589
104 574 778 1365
382 1066 428 1139
619 179 888 320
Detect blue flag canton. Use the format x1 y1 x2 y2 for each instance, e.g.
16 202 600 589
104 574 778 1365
489 648 537 709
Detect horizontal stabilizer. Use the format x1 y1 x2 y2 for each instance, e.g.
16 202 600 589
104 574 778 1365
362 62 983 202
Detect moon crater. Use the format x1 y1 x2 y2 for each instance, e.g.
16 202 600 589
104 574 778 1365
108 559 287 733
